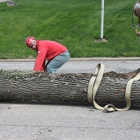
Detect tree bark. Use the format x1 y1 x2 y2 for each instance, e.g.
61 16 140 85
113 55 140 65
0 70 140 107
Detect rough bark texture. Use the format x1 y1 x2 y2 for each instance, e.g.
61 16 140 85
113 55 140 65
0 70 140 106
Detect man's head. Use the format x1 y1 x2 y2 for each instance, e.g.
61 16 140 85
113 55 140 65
25 36 36 50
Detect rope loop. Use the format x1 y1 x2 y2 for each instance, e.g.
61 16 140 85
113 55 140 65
87 63 140 112
87 63 105 107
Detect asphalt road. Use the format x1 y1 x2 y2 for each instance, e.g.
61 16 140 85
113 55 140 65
1 58 140 73
0 58 140 140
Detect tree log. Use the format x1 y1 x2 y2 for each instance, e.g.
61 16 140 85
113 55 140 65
0 69 140 107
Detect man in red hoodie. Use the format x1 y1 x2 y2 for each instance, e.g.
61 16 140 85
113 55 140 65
25 36 70 73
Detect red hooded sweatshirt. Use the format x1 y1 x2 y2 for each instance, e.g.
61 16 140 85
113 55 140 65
33 40 67 71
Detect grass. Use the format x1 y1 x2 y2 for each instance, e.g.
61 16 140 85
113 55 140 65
0 0 140 59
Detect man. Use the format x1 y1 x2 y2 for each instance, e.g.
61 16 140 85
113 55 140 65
25 36 70 73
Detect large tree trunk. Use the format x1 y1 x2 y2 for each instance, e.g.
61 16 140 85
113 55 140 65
0 69 140 107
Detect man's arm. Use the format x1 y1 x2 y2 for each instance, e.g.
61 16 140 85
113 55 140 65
33 48 47 72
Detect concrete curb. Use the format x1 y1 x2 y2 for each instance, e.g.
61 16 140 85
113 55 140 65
0 0 8 2
0 57 140 62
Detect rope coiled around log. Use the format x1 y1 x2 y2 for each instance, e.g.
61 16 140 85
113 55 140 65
87 63 140 112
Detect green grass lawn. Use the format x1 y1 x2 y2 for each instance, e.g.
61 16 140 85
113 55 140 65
0 0 139 58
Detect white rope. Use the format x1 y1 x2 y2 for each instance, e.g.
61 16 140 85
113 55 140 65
87 63 105 110
87 63 140 112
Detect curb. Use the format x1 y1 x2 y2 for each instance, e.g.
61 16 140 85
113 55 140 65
0 0 8 2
